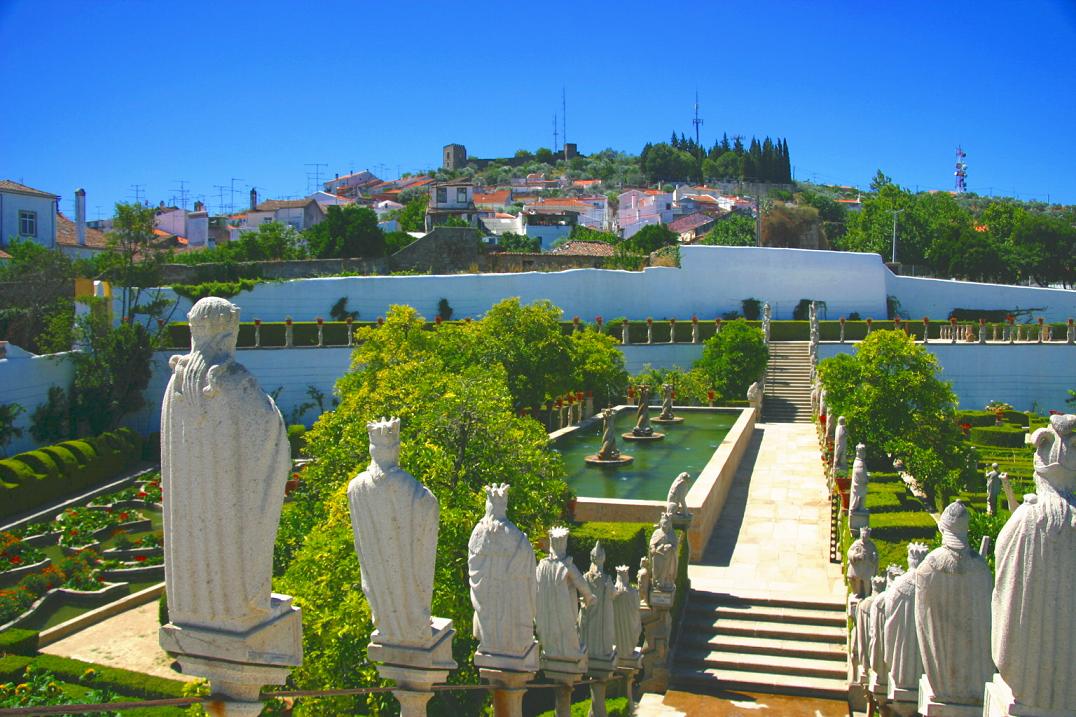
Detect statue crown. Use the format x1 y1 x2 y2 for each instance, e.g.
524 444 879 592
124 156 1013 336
615 564 630 575
590 540 605 563
485 483 509 501
871 575 887 590
886 564 905 579
908 542 930 563
367 417 401 447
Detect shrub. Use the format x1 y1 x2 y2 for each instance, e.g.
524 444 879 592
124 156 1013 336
287 425 307 459
741 298 762 320
30 654 186 698
956 410 998 427
791 299 814 321
39 446 78 479
567 522 649 581
969 425 1027 448
0 459 37 485
0 629 38 656
29 387 70 444
12 451 60 481
56 440 96 465
696 319 768 401
0 655 32 681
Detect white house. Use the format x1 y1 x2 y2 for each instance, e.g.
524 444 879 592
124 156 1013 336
618 189 674 238
425 180 482 231
0 180 58 251
229 191 326 241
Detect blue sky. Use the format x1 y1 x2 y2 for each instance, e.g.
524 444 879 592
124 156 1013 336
2 1 1075 217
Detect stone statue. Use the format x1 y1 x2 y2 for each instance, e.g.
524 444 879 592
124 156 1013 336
162 297 292 633
535 527 595 660
746 381 762 409
632 385 653 436
915 502 993 710
847 527 879 598
867 566 903 696
648 513 678 595
596 408 620 460
988 413 1076 714
849 444 870 532
818 388 827 421
658 383 675 420
665 472 690 518
637 556 651 607
853 576 888 683
883 543 929 703
348 417 439 646
468 483 538 670
159 297 302 712
810 380 821 416
612 566 642 660
580 542 617 664
985 462 1001 516
833 417 848 473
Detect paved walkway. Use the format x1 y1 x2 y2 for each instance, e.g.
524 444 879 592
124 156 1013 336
41 601 193 683
637 690 845 716
689 422 844 601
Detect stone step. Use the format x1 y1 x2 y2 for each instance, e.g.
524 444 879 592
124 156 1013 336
677 633 847 662
685 604 847 628
688 591 845 612
703 617 847 644
676 648 848 681
670 665 848 701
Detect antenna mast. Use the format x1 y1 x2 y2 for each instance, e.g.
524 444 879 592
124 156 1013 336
954 146 967 193
692 90 704 149
562 87 567 159
553 113 559 154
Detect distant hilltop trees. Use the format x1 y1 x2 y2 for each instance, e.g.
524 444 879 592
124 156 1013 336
641 132 792 185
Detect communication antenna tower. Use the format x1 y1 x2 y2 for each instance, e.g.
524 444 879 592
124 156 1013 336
562 87 567 159
553 113 559 154
692 90 704 149
954 146 967 193
129 184 145 205
305 163 327 193
171 179 190 210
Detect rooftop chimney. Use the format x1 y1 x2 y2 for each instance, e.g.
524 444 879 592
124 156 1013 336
249 187 257 211
75 188 87 246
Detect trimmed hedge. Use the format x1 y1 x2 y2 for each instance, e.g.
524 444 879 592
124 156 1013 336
568 522 649 580
30 654 186 699
0 628 39 656
0 654 33 681
15 451 61 481
57 439 97 465
970 425 1027 448
957 410 999 427
40 446 79 479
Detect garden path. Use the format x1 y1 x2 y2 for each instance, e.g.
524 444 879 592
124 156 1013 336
40 601 193 683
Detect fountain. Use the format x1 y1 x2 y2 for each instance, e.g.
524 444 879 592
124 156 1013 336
623 385 665 442
651 384 684 425
585 408 634 466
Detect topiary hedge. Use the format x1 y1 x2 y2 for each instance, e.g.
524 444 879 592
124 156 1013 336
0 628 39 656
957 410 999 427
30 654 187 699
969 425 1027 448
567 521 649 580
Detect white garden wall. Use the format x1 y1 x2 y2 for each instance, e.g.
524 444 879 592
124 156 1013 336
0 347 75 455
142 246 1075 325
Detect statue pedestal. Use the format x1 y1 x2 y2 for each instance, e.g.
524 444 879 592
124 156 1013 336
616 650 644 717
480 668 534 717
652 416 683 425
587 654 617 717
475 640 539 673
868 670 888 703
369 617 457 717
639 603 672 693
622 432 665 442
584 454 634 466
916 675 982 717
668 513 692 531
983 674 1070 717
541 654 587 717
886 684 920 716
159 594 302 717
849 509 870 534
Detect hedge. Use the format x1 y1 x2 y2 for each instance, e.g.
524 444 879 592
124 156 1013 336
567 522 649 580
29 654 187 698
970 425 1027 448
0 654 33 681
957 410 1000 427
0 429 144 519
0 628 39 656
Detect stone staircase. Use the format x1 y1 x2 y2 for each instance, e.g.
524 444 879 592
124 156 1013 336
763 341 813 423
670 590 848 700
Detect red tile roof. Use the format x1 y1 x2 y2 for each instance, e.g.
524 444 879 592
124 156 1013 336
0 180 58 199
474 190 511 205
257 199 315 211
667 212 715 234
0 248 11 260
549 241 615 257
55 212 109 250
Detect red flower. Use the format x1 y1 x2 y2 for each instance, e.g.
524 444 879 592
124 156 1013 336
134 555 147 563
1049 409 1062 415
9 555 21 565
69 529 79 536
136 491 147 499
118 512 129 521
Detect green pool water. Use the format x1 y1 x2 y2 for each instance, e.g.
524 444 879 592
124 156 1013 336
553 409 738 501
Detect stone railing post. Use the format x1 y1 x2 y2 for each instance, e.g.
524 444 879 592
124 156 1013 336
253 319 261 348
668 318 676 343
992 325 999 342
646 318 653 344
978 318 986 344
346 317 354 346
1037 317 1044 343
1068 319 1074 344
621 321 630 346
583 391 593 420
922 318 930 344
316 317 324 348
840 317 846 343
949 318 957 344
762 303 771 344
595 315 603 334
572 316 581 334
714 317 722 335
866 318 873 335
285 318 294 348
690 315 699 344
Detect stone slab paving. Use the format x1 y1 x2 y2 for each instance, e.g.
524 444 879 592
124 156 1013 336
41 601 194 683
638 690 846 716
688 422 845 601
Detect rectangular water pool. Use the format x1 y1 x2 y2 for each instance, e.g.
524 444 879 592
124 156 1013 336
553 408 737 501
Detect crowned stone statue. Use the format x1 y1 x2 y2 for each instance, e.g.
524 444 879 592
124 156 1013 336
915 501 993 713
853 576 888 684
847 527 879 599
159 297 301 712
580 542 617 669
468 483 538 672
985 463 1001 516
987 413 1076 715
833 417 848 472
536 527 595 663
868 566 903 696
883 543 929 704
849 444 870 533
637 556 651 608
648 513 678 604
348 417 453 658
612 566 642 664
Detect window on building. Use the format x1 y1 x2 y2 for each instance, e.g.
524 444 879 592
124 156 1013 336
456 188 467 203
436 188 447 203
18 210 37 237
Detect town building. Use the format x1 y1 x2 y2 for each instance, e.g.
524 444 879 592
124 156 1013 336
0 180 58 252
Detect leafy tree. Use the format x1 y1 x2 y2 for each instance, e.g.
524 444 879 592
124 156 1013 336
641 143 695 183
304 205 385 259
497 233 541 252
625 224 677 254
869 169 893 191
704 152 741 180
103 202 173 324
762 203 820 248
30 386 70 443
817 330 970 504
702 214 755 246
383 230 415 254
568 327 629 408
0 239 76 353
0 403 24 456
69 312 155 434
568 225 620 244
695 319 768 399
434 216 470 228
276 305 570 715
631 365 712 405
